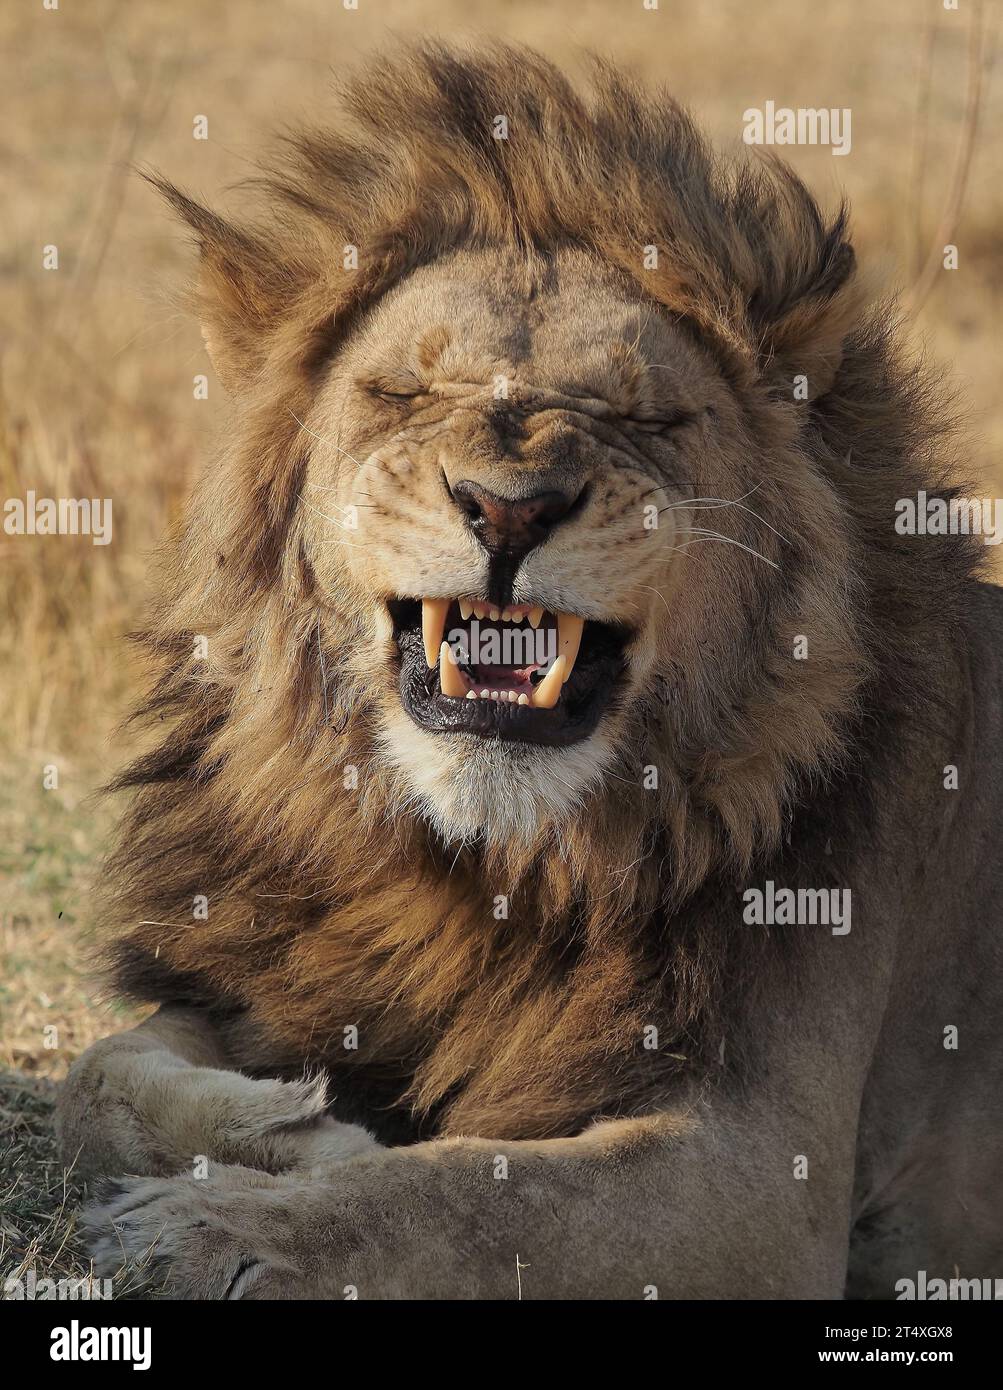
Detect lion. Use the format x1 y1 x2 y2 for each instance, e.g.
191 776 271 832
58 43 1003 1300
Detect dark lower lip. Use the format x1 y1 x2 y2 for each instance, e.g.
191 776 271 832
387 600 630 748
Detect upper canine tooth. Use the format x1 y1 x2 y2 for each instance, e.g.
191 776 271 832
556 613 584 683
459 599 474 621
439 641 468 698
422 598 451 668
531 655 567 709
528 606 544 629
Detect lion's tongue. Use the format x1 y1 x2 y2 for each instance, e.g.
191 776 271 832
475 665 534 683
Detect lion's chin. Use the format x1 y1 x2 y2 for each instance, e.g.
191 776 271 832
377 707 618 847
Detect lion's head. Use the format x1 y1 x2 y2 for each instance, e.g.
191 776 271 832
146 45 875 854
107 45 980 1138
305 242 790 848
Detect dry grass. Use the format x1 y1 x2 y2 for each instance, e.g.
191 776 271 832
0 1071 92 1294
0 0 1000 1288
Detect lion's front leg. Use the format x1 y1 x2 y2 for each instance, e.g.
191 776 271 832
58 1007 379 1186
83 1106 855 1299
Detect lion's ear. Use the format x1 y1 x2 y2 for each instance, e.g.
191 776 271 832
144 173 301 392
749 210 862 403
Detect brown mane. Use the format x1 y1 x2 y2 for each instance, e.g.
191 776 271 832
104 43 983 1141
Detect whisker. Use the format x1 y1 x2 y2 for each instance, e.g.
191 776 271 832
302 480 355 513
637 583 673 615
671 529 780 569
288 408 366 469
658 485 790 545
297 495 366 546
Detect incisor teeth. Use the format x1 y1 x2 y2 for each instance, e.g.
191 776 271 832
531 655 567 709
422 598 451 668
528 606 544 629
556 613 585 683
459 599 474 621
439 641 468 698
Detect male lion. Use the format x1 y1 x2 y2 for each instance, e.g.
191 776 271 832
60 44 1003 1300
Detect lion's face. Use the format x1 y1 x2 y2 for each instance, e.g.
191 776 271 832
301 247 736 844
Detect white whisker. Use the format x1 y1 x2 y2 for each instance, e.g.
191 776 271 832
302 480 355 513
671 529 780 569
288 409 365 469
659 484 790 545
297 494 366 546
637 584 673 615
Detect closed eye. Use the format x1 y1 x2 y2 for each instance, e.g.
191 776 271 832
627 410 697 433
359 372 425 403
375 389 421 403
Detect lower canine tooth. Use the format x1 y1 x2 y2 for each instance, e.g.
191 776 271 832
531 655 567 709
422 598 451 668
439 641 468 698
556 612 585 682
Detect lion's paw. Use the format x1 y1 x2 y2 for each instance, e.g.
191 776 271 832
64 1047 380 1180
83 1168 309 1300
140 1066 380 1176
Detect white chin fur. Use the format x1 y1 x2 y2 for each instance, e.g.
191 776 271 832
378 706 614 846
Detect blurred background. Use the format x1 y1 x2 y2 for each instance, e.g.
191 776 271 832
0 0 999 1277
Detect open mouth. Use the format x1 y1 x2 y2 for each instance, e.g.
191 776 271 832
387 597 630 746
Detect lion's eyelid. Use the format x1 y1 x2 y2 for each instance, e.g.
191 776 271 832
629 410 697 432
359 373 425 402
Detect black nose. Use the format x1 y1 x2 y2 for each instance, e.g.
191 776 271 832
449 479 584 561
